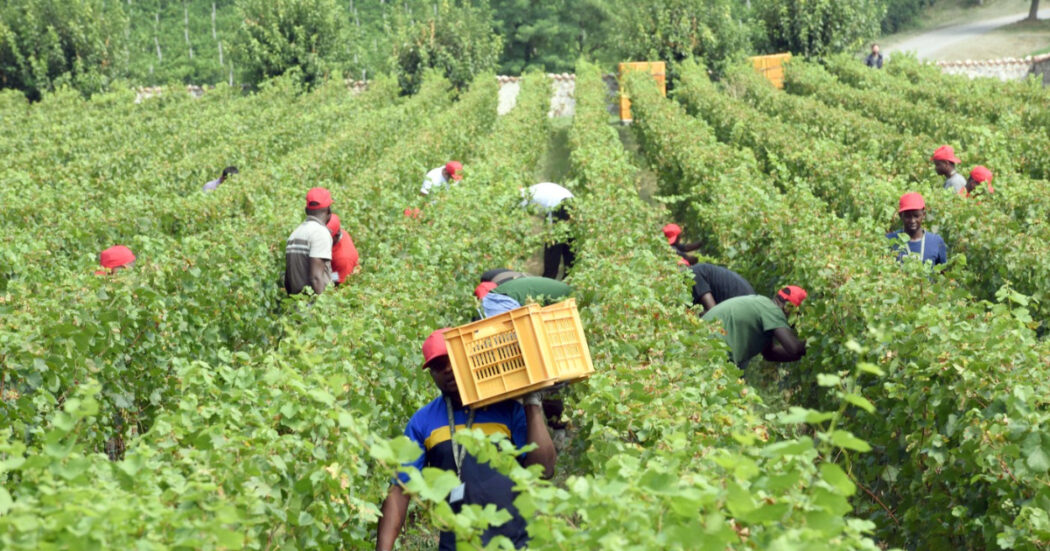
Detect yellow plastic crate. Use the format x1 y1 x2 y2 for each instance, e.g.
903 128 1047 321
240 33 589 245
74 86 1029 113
444 299 593 408
444 304 558 408
749 53 792 89
539 299 595 383
619 61 667 122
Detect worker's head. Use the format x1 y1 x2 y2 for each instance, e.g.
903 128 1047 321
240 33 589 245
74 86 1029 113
305 187 333 221
662 223 682 245
774 285 807 315
871 43 880 55
443 161 464 181
967 165 994 194
421 328 458 399
898 192 926 234
930 145 960 177
326 213 342 244
475 281 498 300
98 245 135 274
220 166 238 182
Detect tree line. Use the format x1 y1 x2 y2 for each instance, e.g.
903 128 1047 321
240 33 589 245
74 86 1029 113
1 0 960 99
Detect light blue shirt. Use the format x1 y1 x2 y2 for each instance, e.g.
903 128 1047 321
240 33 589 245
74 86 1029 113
481 293 522 318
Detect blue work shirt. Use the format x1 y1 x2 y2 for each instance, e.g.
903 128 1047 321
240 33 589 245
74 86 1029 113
886 230 948 266
397 396 530 550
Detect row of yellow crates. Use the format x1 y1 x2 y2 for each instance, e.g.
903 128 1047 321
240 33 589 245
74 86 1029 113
617 53 792 121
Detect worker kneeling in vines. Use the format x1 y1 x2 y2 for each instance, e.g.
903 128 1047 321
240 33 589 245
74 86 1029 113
376 329 556 551
962 166 994 199
95 245 135 275
325 214 359 286
663 223 704 265
702 286 808 370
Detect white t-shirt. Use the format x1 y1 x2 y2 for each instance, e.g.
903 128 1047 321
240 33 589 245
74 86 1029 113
420 166 450 195
521 182 574 210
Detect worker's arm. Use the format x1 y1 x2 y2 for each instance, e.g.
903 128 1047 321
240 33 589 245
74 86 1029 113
522 403 556 479
309 257 329 295
376 485 410 551
698 292 717 312
761 327 806 362
678 240 704 253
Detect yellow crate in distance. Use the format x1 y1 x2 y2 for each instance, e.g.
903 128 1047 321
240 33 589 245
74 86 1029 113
444 299 593 408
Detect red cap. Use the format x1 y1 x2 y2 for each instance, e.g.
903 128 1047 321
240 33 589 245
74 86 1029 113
306 187 332 209
970 166 994 193
475 281 498 300
445 161 463 181
676 257 690 266
403 207 421 219
777 285 807 307
662 223 682 245
898 192 925 213
930 145 961 164
326 213 341 237
99 245 135 269
421 328 451 369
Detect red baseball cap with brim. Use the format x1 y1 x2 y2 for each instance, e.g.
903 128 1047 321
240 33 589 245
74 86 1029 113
970 166 994 193
421 328 452 369
100 245 135 269
475 281 498 300
306 187 333 209
930 145 961 165
445 161 464 181
898 192 925 213
777 285 807 307
662 223 682 245
326 213 341 237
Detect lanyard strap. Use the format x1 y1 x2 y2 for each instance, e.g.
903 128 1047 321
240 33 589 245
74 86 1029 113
906 232 926 262
445 397 476 479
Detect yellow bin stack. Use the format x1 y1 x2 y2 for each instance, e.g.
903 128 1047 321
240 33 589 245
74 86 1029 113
749 53 793 89
443 299 594 408
619 61 666 123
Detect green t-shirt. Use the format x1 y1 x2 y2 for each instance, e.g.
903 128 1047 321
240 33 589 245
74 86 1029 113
492 277 572 306
701 295 789 369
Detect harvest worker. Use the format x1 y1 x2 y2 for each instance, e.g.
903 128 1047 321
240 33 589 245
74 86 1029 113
96 245 135 275
521 182 575 279
474 276 573 319
202 166 238 192
420 160 464 196
284 188 333 295
963 165 994 198
886 192 948 266
375 329 556 551
865 44 883 69
702 286 808 369
931 145 966 193
663 223 703 265
326 214 359 286
480 268 528 286
689 263 755 313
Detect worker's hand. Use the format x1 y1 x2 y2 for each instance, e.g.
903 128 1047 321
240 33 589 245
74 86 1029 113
520 391 544 407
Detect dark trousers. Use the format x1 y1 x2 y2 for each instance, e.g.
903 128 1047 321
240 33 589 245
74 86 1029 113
543 240 574 279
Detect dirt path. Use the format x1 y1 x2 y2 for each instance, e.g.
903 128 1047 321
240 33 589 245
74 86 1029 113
887 8 1050 59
